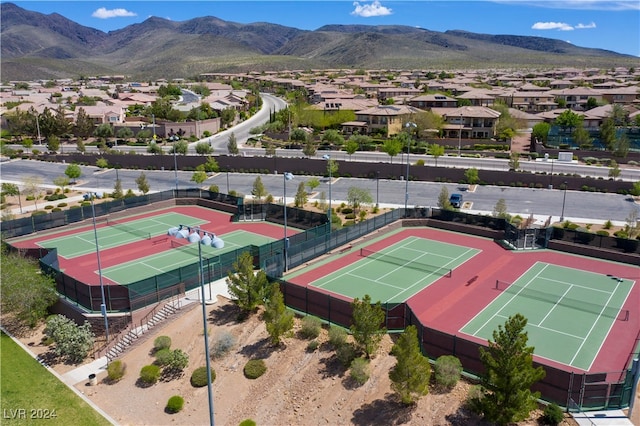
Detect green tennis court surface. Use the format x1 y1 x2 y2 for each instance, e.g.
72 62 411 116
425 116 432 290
100 230 275 285
37 212 207 258
460 262 635 371
312 236 480 303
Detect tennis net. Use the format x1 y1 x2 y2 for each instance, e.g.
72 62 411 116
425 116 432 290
495 280 629 321
107 218 151 240
359 248 452 278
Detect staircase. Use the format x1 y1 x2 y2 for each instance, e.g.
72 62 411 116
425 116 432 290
104 300 183 361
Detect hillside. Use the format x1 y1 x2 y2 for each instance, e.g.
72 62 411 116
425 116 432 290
1 2 637 81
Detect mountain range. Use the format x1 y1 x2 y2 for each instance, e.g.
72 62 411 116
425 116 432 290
1 2 637 82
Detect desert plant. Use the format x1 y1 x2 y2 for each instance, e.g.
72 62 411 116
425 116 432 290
239 420 256 426
107 360 126 382
153 336 171 351
139 364 161 385
541 403 564 425
299 316 322 339
154 348 173 366
165 395 184 413
328 326 348 348
306 340 319 352
243 359 267 379
336 343 357 367
190 366 216 387
349 357 370 385
211 331 236 359
434 355 463 389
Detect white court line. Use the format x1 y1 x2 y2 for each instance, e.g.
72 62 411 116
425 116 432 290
537 284 573 327
537 275 613 296
345 272 405 290
494 313 585 341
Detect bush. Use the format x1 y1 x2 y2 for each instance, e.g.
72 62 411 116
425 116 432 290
139 364 161 385
154 348 173 366
306 340 319 352
107 360 126 382
299 316 322 339
243 359 267 379
349 357 370 385
165 395 184 414
434 355 463 389
336 343 357 367
190 366 216 387
596 230 609 236
239 420 256 426
341 207 354 214
57 202 68 207
44 205 54 210
51 208 62 212
541 403 564 425
328 326 348 348
211 331 235 359
154 335 171 351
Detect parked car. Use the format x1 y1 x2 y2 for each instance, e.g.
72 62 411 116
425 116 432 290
449 193 463 208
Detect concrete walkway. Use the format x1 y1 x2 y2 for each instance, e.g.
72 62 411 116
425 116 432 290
572 409 634 425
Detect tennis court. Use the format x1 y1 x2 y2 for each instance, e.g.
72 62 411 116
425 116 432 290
99 230 275 284
37 212 207 259
460 262 635 371
311 236 480 303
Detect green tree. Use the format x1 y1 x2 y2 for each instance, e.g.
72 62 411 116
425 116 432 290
492 198 510 219
147 142 163 155
346 187 373 215
172 140 188 155
94 123 114 143
116 127 134 143
0 247 57 327
608 160 621 179
220 108 236 128
74 107 94 139
251 176 267 200
226 251 269 317
306 177 320 193
294 181 307 207
382 138 403 164
532 122 550 144
227 132 239 155
1 183 22 214
22 176 43 210
555 110 582 134
64 163 82 183
96 157 109 169
350 294 386 358
438 186 452 210
321 129 344 148
613 133 630 158
573 125 593 149
112 179 124 199
191 171 208 185
195 141 213 155
302 140 317 157
263 282 294 346
44 315 95 364
47 134 60 152
472 314 545 426
290 128 308 143
76 139 86 154
428 144 445 166
508 152 520 171
464 168 479 185
389 325 431 404
136 172 150 194
344 138 360 159
52 176 70 193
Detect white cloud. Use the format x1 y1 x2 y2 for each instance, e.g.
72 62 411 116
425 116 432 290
575 22 597 29
493 1 638 11
92 7 137 19
351 0 393 18
532 21 575 31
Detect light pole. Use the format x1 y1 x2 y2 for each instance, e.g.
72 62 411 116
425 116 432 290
87 194 109 343
169 135 179 191
376 171 380 208
167 225 223 426
226 166 230 194
458 112 462 157
283 172 294 272
322 154 332 231
405 122 417 216
560 181 568 222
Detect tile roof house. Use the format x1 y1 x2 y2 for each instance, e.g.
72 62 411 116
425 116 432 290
439 106 501 139
344 104 423 137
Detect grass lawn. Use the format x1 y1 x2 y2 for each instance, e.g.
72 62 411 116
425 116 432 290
0 331 111 425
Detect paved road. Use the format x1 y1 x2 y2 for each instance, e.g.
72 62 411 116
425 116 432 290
2 159 637 224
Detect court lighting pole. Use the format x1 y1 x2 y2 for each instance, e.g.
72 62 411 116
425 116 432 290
560 181 568 222
405 122 417 216
168 226 224 426
226 166 230 194
88 194 109 343
376 171 380 208
322 154 332 232
169 135 179 191
283 172 294 271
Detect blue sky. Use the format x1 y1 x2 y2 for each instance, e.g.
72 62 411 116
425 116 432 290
11 1 640 57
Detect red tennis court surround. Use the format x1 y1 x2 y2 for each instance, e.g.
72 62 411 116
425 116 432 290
289 227 639 376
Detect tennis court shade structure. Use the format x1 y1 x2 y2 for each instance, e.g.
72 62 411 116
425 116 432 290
309 236 480 303
460 262 635 371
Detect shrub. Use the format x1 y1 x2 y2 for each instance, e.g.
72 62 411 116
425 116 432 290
211 331 236 359
328 326 348 348
208 184 220 193
596 230 609 236
44 205 54 210
306 340 319 352
165 395 184 414
139 364 161 385
57 202 68 207
349 357 370 385
541 403 564 425
243 359 267 379
51 208 62 212
239 420 256 426
336 342 357 367
154 348 173 366
341 207 354 214
299 316 322 339
190 366 215 387
434 355 463 389
345 213 356 220
154 335 171 351
107 360 126 382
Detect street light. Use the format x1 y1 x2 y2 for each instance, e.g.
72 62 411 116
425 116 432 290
458 112 463 157
169 135 179 191
405 122 417 216
560 181 568 222
167 225 224 426
226 166 230 194
376 171 380 208
86 194 109 343
322 154 332 231
283 172 294 272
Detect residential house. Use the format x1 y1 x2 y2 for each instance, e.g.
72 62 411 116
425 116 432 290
547 87 604 111
456 89 495 107
343 104 423 137
440 106 501 139
600 86 639 105
408 94 457 110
